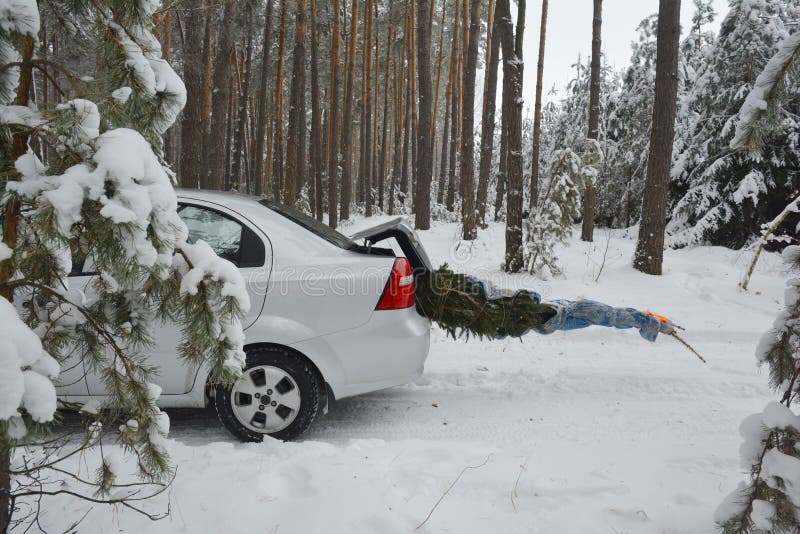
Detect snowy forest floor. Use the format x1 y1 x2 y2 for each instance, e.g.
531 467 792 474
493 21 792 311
39 219 788 533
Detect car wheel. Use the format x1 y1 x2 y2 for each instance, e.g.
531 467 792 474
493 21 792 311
214 346 321 442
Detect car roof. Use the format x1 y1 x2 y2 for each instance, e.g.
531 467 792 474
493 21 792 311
175 189 357 259
176 188 265 212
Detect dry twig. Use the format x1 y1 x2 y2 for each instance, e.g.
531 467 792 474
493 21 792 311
415 455 491 530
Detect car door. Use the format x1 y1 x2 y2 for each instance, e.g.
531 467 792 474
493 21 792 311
139 202 271 395
54 258 101 398
61 202 270 397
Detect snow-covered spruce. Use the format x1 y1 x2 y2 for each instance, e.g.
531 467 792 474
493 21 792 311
717 246 800 532
0 296 59 435
0 0 246 527
0 0 38 104
667 0 800 249
730 30 800 152
524 147 583 278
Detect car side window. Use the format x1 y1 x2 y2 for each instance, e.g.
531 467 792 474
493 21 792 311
178 204 265 268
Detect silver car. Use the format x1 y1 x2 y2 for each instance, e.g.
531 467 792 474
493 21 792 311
59 190 432 441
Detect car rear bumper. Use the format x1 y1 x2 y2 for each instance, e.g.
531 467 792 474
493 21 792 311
290 306 431 400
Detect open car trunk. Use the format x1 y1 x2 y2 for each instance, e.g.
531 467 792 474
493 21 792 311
349 218 433 274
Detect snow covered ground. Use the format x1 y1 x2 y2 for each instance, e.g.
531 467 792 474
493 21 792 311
36 219 788 533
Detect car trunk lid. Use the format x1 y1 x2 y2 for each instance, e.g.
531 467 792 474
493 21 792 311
349 218 433 274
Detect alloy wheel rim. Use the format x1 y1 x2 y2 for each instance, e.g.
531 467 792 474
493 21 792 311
230 365 301 434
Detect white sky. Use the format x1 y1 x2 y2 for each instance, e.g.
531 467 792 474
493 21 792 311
516 0 729 107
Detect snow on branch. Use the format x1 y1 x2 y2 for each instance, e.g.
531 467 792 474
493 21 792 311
104 4 186 135
0 0 39 103
0 0 40 37
0 296 59 437
730 31 800 152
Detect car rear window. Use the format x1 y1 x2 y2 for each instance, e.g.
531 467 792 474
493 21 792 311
258 199 357 250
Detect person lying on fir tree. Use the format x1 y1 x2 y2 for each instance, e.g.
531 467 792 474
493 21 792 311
415 265 703 361
352 220 703 361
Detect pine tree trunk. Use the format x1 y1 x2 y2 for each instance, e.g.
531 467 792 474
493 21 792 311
446 0 462 212
459 0 481 239
476 0 498 225
310 0 324 219
437 74 452 204
409 4 419 207
205 0 237 190
378 26 393 212
415 0 434 230
0 443 9 533
634 0 681 275
285 0 308 206
390 52 403 214
162 10 171 61
363 0 375 217
328 0 341 228
371 0 380 214
431 0 448 153
200 0 213 166
340 0 360 221
272 0 289 202
245 96 255 180
0 37 34 533
179 2 206 188
233 16 255 192
494 111 507 221
225 55 237 188
497 0 525 272
357 115 366 205
253 0 275 196
399 3 412 208
528 0 548 212
581 0 602 242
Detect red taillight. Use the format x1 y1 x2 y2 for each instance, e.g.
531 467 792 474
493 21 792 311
375 258 415 310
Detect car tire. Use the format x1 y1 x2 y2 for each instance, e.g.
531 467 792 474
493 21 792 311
214 346 321 442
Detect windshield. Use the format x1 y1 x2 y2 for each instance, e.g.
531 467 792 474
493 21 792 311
259 199 357 250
